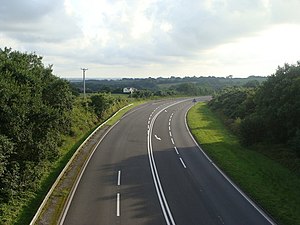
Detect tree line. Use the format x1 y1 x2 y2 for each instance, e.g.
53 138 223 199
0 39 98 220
70 75 266 96
208 62 300 156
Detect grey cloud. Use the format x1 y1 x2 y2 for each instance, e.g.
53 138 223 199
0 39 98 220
70 0 300 68
0 0 81 43
146 0 300 59
148 0 268 52
269 0 300 24
0 0 59 22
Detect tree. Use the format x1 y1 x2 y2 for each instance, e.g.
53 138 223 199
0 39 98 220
90 93 114 117
254 62 300 144
208 87 256 119
237 62 300 149
0 47 74 202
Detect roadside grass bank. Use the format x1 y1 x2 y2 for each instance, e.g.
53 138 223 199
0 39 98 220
187 102 300 225
11 99 145 225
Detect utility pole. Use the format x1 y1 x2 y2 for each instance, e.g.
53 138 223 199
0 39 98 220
81 68 88 100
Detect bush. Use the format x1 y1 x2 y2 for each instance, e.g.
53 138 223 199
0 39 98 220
288 129 300 157
240 113 266 145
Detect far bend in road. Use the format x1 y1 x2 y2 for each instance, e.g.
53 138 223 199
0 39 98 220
61 97 276 225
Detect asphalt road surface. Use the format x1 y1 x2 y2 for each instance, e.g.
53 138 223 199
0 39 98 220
60 98 276 225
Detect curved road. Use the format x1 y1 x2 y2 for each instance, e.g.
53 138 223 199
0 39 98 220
60 98 276 225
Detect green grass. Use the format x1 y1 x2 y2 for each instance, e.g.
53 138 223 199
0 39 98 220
187 102 300 225
106 100 146 126
8 99 146 225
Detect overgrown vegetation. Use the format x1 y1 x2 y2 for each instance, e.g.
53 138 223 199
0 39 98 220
187 103 300 225
0 48 129 224
208 62 300 173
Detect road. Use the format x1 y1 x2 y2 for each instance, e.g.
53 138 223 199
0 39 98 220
60 97 276 225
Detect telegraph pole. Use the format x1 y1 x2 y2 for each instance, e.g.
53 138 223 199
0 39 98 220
81 68 88 99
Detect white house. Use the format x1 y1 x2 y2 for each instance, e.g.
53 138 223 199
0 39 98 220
123 87 136 94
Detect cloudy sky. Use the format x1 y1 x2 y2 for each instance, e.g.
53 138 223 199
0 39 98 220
1 0 300 78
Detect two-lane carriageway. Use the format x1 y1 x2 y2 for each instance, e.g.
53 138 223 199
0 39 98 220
60 97 276 225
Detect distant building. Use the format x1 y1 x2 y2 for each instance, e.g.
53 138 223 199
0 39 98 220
123 87 136 94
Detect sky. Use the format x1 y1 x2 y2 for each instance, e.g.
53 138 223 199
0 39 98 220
1 0 300 79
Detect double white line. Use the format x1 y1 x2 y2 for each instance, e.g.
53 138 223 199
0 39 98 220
147 100 188 225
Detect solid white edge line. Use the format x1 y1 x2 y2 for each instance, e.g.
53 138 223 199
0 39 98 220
58 120 120 225
117 193 120 217
117 170 121 186
148 99 191 225
148 135 170 225
184 104 276 225
30 103 133 225
179 158 187 169
148 100 190 225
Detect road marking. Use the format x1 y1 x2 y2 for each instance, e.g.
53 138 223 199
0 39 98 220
174 147 179 155
165 110 168 112
148 101 190 225
117 193 120 217
218 215 225 224
155 135 161 141
58 120 121 225
179 158 187 169
183 104 276 225
171 137 174 145
168 126 171 131
169 131 172 137
117 170 121 186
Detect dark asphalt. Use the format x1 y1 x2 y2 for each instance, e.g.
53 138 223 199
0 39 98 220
61 98 276 225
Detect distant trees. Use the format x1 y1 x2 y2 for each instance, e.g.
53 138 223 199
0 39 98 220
209 62 300 156
174 83 211 96
0 48 74 202
69 75 266 96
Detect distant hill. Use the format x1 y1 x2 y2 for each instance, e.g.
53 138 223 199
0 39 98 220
70 76 267 95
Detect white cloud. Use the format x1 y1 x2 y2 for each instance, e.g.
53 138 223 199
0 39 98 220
1 0 300 78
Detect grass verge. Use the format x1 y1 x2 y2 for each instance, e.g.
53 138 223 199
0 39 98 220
106 100 146 126
13 100 146 225
187 102 300 225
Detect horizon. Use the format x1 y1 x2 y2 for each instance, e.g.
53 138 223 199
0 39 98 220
65 74 267 81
